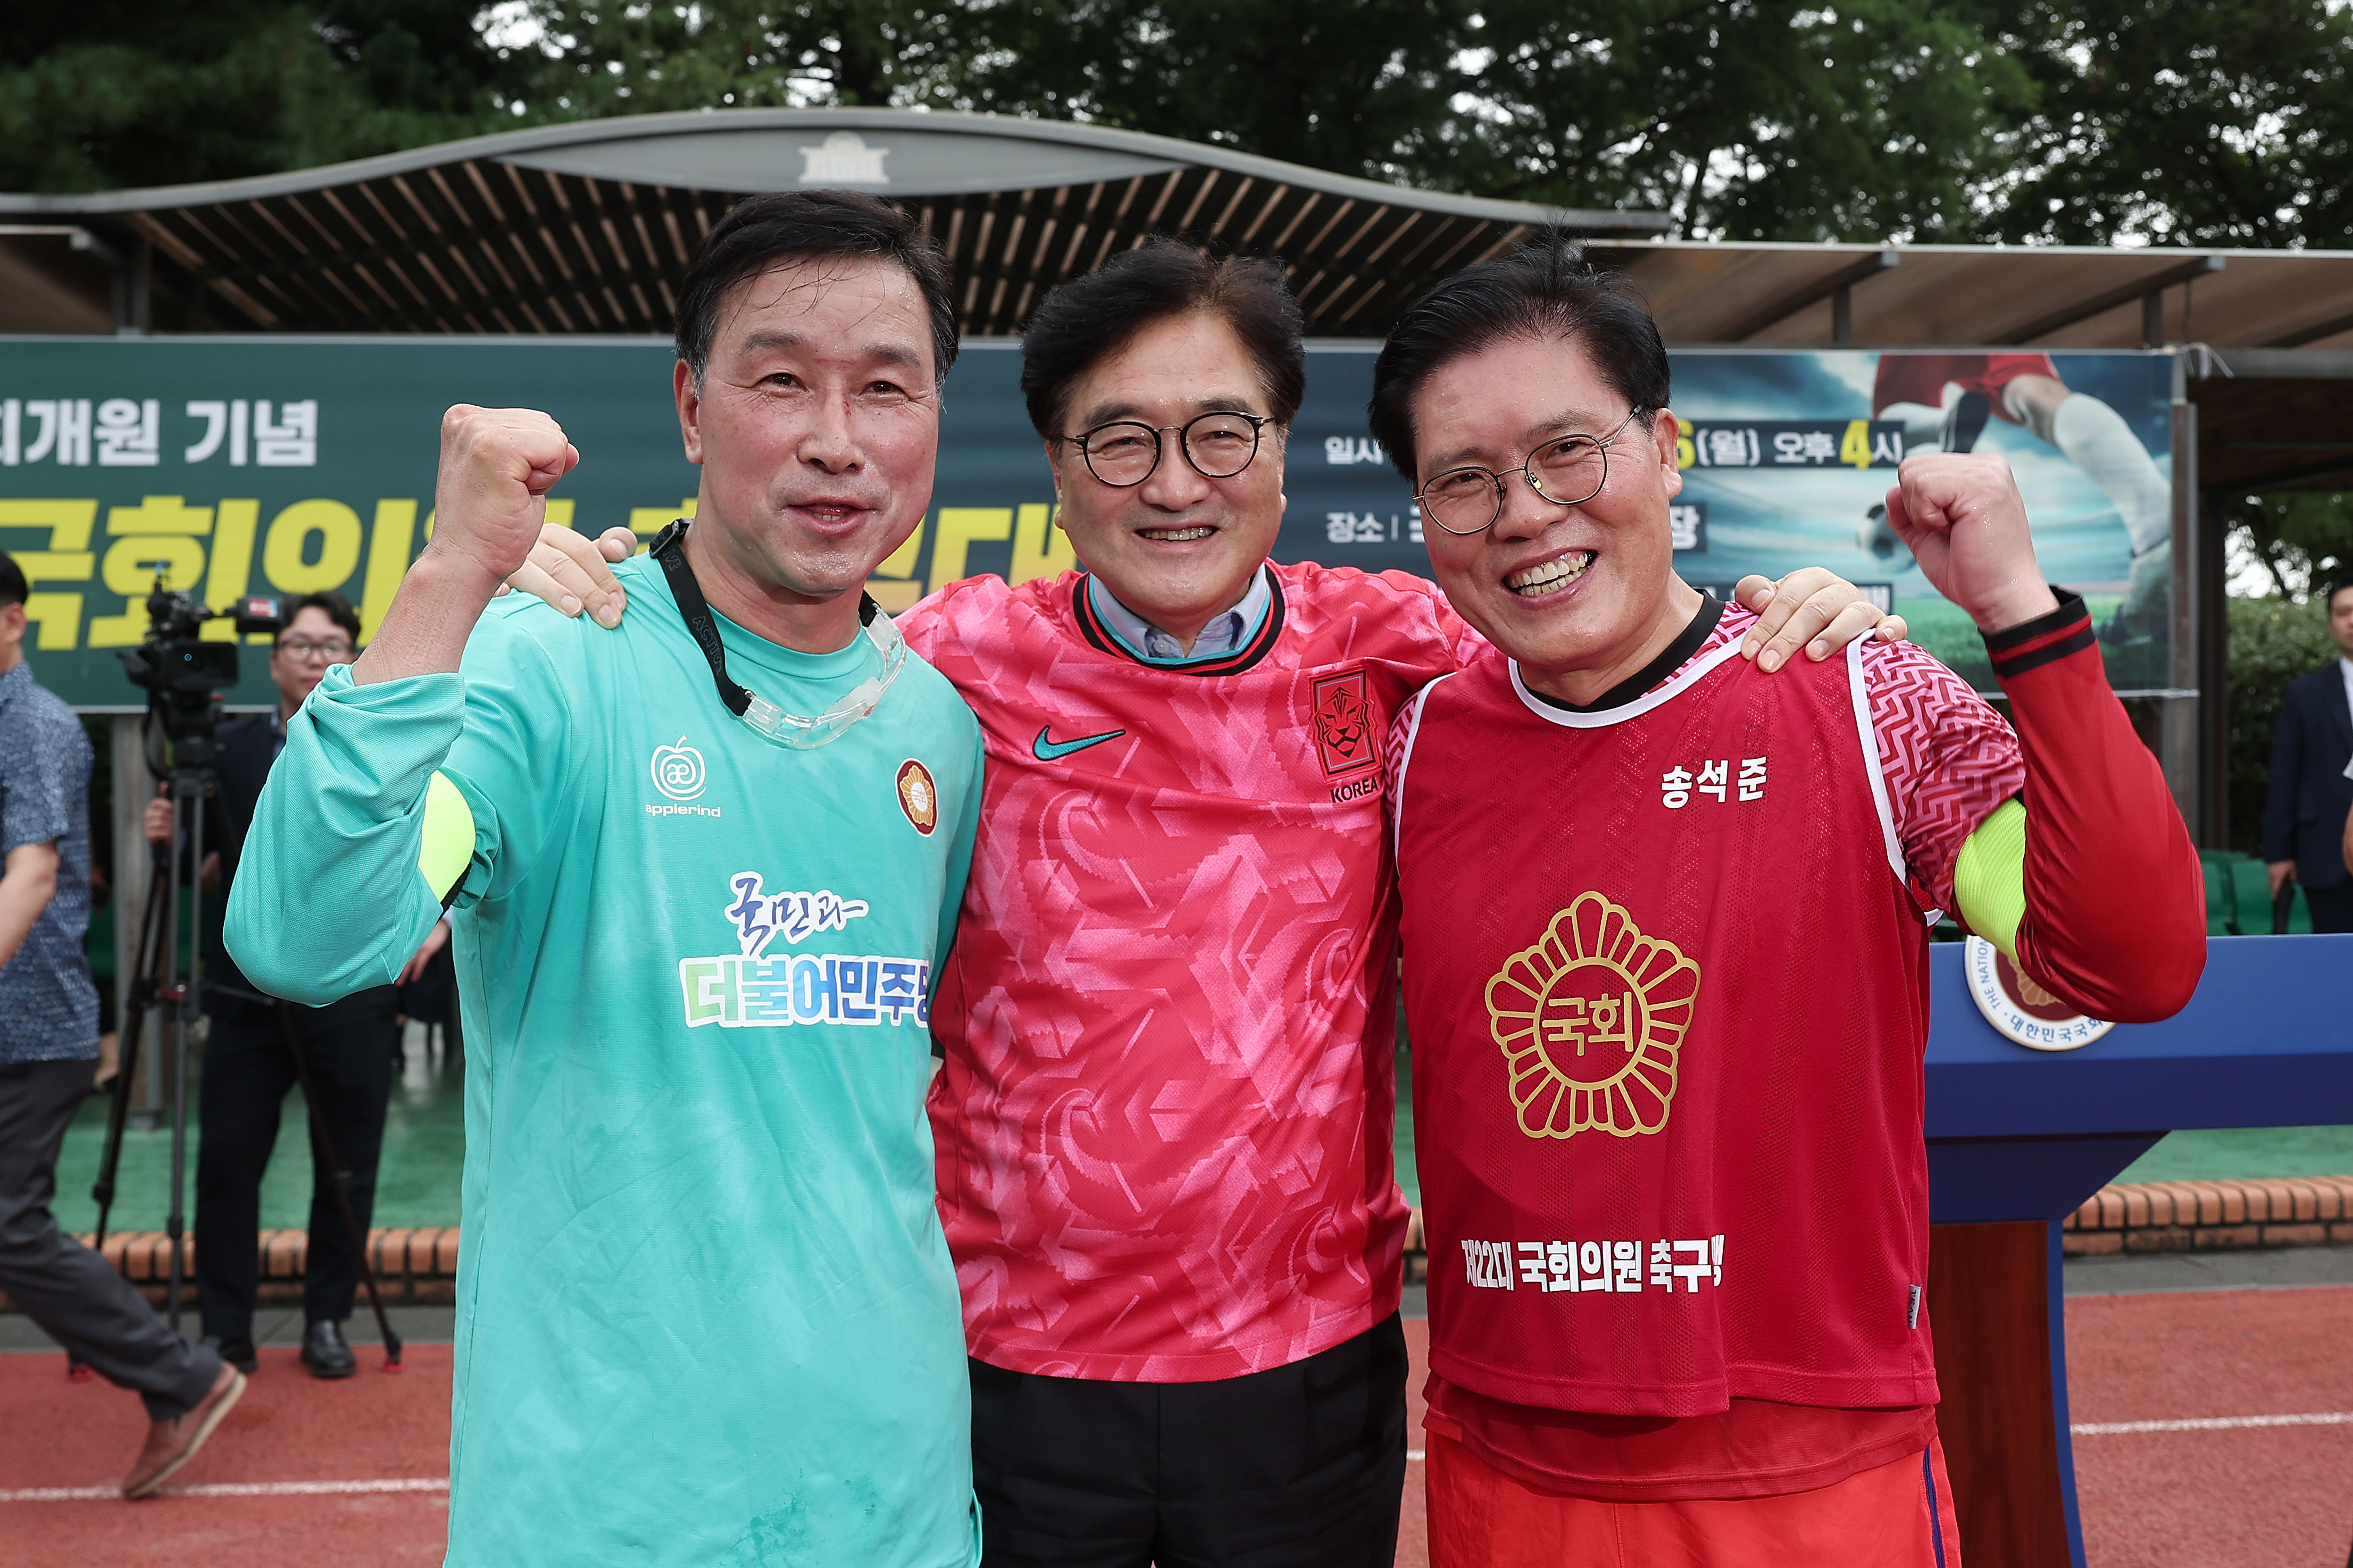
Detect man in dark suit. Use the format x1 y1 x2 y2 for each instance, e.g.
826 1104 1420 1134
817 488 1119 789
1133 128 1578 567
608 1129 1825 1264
2265 579 2353 934
145 592 447 1377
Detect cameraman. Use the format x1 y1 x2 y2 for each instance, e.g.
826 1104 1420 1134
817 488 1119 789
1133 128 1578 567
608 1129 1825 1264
1 550 243 1497
145 592 445 1379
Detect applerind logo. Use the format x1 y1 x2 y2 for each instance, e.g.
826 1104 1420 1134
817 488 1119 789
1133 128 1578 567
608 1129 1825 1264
652 738 706 800
647 737 721 818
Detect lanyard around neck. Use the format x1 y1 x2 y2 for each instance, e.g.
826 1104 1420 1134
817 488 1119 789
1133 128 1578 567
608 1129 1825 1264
647 518 896 748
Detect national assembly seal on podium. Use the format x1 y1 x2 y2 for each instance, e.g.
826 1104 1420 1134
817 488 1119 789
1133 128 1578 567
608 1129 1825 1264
1963 936 2115 1051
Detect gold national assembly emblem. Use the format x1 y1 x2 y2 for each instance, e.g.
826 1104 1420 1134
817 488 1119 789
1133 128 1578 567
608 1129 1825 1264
895 758 938 836
1486 892 1700 1139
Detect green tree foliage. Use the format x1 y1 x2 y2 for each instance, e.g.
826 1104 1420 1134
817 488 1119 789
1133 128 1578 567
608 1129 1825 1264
1963 0 2353 249
505 1 961 115
2220 492 2353 602
2226 594 2341 854
14 1 2353 260
0 2 519 193
1433 0 2034 240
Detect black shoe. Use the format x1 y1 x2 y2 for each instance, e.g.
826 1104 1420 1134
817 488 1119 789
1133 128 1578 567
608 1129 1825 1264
201 1334 257 1375
299 1320 356 1380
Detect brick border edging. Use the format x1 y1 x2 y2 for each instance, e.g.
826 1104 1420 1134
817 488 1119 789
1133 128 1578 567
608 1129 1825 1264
0 1226 463 1312
12 1181 2345 1313
2062 1175 2353 1255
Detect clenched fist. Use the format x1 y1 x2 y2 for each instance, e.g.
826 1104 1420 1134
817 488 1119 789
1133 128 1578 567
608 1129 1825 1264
427 406 580 591
1881 452 2062 634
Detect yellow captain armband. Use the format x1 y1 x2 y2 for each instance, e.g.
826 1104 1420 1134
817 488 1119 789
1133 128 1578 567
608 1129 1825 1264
419 770 476 904
1953 797 2027 962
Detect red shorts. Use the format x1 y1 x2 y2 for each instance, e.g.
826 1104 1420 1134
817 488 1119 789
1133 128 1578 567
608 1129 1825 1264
1871 352 2060 423
1426 1430 1964 1568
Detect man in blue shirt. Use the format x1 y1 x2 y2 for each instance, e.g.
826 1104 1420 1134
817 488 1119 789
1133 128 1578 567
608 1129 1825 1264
226 191 984 1565
0 550 245 1498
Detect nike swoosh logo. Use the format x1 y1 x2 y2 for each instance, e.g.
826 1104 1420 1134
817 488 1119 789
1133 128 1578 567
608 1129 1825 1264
1032 725 1127 761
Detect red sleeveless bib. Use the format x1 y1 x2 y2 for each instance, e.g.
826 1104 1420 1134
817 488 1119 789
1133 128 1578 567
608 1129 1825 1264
1395 637 1939 1417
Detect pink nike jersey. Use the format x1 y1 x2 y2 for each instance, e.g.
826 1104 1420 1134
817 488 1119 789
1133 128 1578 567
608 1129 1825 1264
903 561 1479 1381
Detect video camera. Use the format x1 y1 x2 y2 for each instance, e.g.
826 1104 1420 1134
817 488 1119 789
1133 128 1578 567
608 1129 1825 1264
116 570 283 751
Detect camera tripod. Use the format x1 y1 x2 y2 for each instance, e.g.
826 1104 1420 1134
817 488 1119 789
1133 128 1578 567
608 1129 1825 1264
79 717 403 1374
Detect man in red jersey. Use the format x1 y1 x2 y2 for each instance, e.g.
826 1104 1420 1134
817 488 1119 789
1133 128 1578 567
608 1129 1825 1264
1370 237 2208 1565
511 232 1901 1567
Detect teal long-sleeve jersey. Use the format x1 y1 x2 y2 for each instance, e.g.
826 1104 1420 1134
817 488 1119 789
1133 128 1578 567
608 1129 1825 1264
227 554 983 1567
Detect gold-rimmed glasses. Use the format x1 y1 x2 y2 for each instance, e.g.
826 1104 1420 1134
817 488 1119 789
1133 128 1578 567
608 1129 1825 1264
1415 406 1651 535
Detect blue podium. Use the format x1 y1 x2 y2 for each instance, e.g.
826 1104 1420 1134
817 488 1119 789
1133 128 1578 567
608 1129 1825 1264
1922 934 2353 1567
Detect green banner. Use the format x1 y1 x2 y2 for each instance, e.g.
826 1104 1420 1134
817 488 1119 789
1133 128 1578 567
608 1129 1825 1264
4 338 2175 708
0 336 1061 709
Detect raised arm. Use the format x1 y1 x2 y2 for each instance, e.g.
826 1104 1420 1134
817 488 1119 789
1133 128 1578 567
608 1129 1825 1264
1890 454 2205 1020
226 404 579 1005
356 405 579 684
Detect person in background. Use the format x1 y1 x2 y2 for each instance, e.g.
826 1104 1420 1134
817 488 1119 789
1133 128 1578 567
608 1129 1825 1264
143 591 446 1378
0 549 244 1498
2264 578 2353 934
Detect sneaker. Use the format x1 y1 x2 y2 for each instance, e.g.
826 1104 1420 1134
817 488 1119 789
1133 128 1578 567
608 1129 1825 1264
123 1362 245 1499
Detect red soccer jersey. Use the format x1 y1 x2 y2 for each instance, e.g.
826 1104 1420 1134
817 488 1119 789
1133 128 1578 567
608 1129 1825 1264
904 561 1480 1381
1392 615 1997 1429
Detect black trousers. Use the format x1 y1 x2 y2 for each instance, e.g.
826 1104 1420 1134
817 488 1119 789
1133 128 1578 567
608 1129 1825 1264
2305 878 2353 934
0 1057 223 1420
194 988 397 1339
970 1313 1409 1568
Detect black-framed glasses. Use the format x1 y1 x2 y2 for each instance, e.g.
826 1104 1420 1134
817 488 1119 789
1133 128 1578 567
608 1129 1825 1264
1058 411 1274 488
1415 407 1651 536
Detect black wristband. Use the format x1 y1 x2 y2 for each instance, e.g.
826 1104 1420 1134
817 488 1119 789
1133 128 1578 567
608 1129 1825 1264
1982 587 2093 680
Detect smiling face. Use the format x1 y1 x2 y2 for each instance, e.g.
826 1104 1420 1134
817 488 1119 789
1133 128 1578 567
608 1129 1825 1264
1046 311 1288 649
1412 332 1697 704
676 254 938 643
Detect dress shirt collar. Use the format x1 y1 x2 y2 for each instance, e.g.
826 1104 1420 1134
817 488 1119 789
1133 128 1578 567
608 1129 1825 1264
1086 566 1272 665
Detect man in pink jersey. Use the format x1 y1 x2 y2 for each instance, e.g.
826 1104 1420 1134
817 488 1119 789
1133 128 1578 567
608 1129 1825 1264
512 233 1903 1567
1371 236 2207 1564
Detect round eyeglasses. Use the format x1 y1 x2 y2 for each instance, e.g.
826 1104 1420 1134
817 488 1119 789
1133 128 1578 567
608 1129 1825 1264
1059 411 1274 488
1415 407 1651 535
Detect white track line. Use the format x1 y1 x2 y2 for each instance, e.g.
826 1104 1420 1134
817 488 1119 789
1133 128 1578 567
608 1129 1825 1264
0 1478 447 1502
2073 1411 2353 1436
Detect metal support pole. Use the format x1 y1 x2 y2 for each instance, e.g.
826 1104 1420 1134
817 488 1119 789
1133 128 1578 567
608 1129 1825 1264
109 715 163 1126
1832 286 1854 346
163 764 205 1330
2142 290 2166 349
122 237 152 337
2160 392 2202 834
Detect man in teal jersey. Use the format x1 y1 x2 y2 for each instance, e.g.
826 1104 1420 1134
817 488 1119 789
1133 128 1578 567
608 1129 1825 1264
224 191 983 1566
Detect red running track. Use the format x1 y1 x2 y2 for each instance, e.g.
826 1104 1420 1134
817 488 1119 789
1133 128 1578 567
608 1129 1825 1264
5 1292 2348 1566
2 1345 452 1567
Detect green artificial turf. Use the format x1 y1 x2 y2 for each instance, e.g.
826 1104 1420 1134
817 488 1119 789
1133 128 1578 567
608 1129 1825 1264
48 1026 466 1236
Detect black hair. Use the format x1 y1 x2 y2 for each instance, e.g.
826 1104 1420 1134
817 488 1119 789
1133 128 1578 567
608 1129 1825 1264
674 189 958 388
281 591 361 647
0 550 24 610
1019 238 1306 441
1368 231 1671 484
2324 579 2353 613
